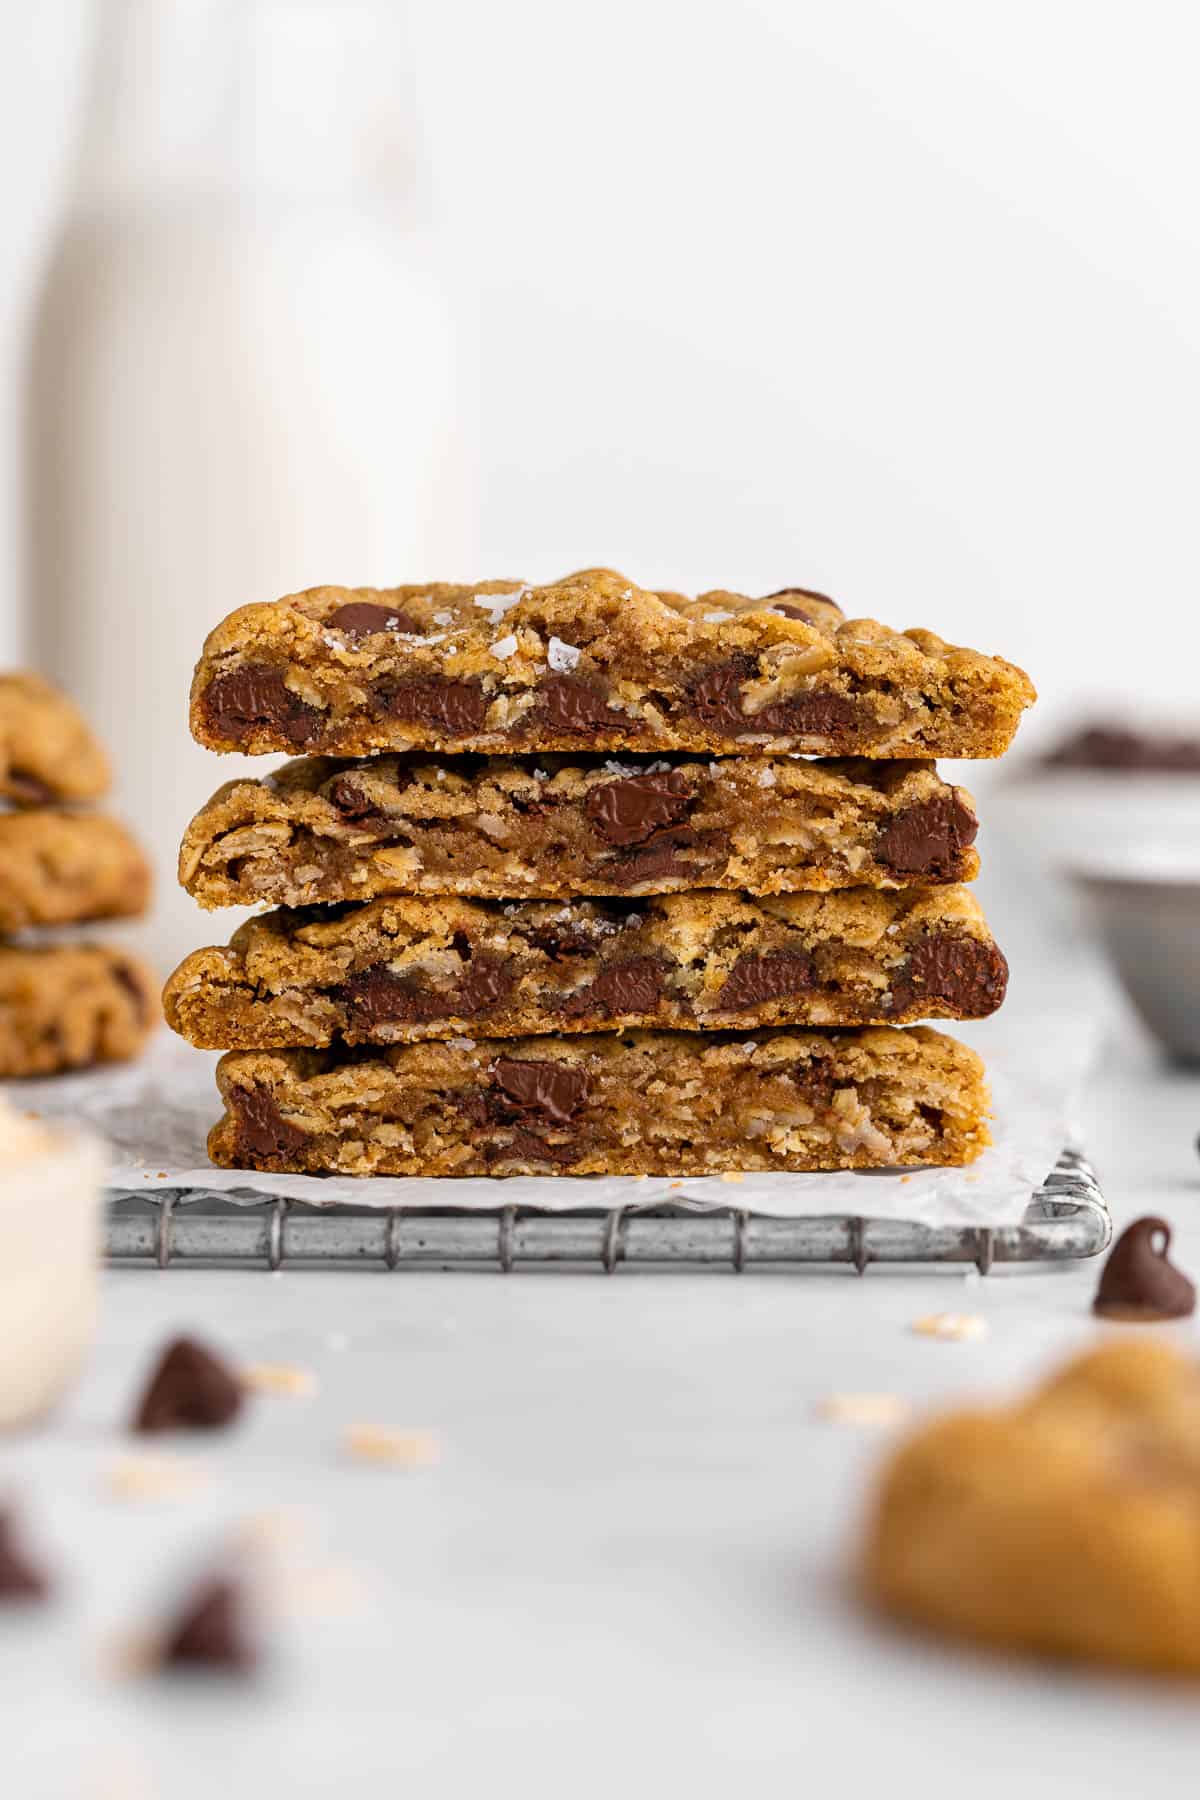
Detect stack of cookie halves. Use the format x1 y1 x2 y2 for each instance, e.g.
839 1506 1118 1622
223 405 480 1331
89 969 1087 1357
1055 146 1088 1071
165 571 1034 1178
0 674 157 1078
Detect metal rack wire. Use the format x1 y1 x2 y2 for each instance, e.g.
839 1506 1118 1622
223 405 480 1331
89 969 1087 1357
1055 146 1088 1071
106 1148 1108 1272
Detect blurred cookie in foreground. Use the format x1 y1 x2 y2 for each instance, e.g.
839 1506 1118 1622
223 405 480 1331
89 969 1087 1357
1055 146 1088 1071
0 943 158 1077
0 672 110 806
861 1339 1200 1674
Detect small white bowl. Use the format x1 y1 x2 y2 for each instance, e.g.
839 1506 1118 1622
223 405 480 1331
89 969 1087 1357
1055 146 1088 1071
1073 864 1200 1063
0 1123 107 1430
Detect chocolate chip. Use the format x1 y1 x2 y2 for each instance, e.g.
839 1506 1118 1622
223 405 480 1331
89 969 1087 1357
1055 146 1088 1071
875 793 977 878
162 1577 257 1673
560 957 665 1019
712 950 816 1014
899 934 1008 1016
327 601 419 638
204 665 324 748
490 1058 590 1125
229 1083 310 1162
1093 1217 1196 1321
536 676 630 734
132 1336 244 1434
771 603 817 623
4 771 55 806
486 1126 581 1168
584 772 692 847
687 656 858 740
325 770 409 831
0 1512 50 1603
376 680 487 737
765 586 839 612
336 958 512 1027
603 827 728 889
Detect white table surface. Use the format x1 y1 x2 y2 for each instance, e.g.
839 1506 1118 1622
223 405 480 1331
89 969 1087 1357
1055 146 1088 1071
9 937 1200 1797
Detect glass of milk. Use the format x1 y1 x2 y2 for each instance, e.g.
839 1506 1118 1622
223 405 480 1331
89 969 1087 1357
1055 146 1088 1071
24 0 469 968
0 1102 107 1429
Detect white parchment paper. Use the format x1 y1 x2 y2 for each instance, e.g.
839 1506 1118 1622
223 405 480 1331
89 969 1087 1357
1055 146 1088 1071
6 1022 1088 1228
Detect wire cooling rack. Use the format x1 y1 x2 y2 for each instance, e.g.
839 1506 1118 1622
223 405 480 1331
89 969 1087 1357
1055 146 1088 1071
106 1149 1108 1272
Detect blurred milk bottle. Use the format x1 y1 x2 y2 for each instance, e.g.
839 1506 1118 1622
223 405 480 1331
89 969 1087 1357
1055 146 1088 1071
25 0 466 967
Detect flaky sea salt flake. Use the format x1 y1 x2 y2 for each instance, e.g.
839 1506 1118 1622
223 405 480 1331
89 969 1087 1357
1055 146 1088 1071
473 588 526 624
547 636 582 673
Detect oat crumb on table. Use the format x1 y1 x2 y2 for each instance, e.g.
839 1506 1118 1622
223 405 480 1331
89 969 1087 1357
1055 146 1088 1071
343 1426 441 1468
910 1312 988 1341
241 1362 319 1397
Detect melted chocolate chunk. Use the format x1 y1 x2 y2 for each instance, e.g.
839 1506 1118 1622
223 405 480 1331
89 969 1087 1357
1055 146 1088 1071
133 1336 244 1434
376 680 487 737
490 1058 590 1125
229 1083 310 1162
771 602 817 624
0 1513 50 1603
787 1060 837 1110
204 665 324 748
486 1126 581 1168
560 957 665 1019
337 958 512 1027
764 585 839 612
5 771 55 806
162 1577 257 1673
603 828 728 889
1093 1217 1196 1321
527 919 600 960
536 676 631 735
327 601 419 638
899 934 1008 1016
687 655 756 733
584 772 692 847
875 793 977 878
687 656 858 739
712 950 816 1014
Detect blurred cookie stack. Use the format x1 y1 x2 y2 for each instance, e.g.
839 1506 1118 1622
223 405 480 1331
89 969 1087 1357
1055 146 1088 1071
165 570 1033 1178
0 675 156 1077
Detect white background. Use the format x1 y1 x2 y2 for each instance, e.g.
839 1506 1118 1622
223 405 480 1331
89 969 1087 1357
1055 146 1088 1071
3 0 1200 749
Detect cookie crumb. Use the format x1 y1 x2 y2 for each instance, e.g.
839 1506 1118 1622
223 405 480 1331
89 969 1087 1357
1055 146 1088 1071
719 1171 745 1184
815 1394 912 1428
911 1312 988 1342
103 1455 209 1502
241 1362 318 1398
343 1426 440 1469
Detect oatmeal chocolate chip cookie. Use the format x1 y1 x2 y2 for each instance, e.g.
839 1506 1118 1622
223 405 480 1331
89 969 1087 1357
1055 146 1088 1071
0 673 110 806
207 1024 989 1176
861 1339 1200 1675
164 887 1006 1050
0 812 151 932
0 943 158 1077
178 753 980 910
189 568 1035 761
